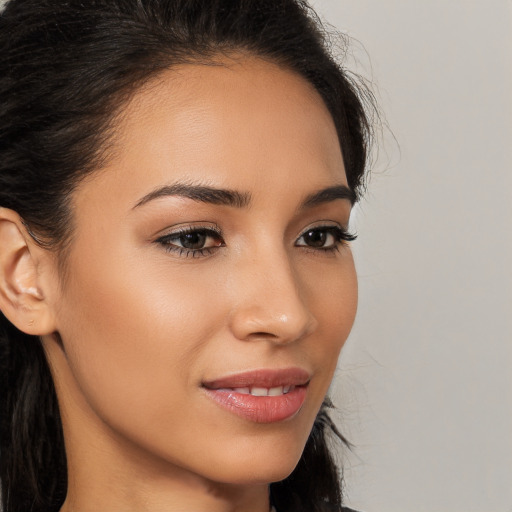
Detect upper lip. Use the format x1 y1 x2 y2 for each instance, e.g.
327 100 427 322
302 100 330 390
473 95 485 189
202 367 311 390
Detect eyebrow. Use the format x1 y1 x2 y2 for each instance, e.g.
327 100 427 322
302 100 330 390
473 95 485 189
302 185 357 208
132 182 355 210
133 183 251 209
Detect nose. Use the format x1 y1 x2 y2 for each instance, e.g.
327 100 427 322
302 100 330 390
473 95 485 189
227 250 318 344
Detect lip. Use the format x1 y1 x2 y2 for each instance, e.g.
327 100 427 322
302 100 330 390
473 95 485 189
202 367 310 423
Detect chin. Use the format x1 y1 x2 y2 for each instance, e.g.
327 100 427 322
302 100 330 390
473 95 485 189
198 433 307 486
214 458 301 486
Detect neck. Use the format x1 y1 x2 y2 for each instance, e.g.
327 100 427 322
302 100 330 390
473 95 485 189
61 481 270 512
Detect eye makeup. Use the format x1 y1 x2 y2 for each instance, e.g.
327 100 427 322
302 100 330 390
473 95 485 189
154 222 356 259
295 225 356 253
155 225 225 258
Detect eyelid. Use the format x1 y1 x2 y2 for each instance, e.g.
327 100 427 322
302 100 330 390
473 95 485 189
296 221 352 238
153 221 222 239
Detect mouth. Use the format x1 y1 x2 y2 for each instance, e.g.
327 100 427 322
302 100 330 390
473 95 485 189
217 384 297 397
202 368 310 424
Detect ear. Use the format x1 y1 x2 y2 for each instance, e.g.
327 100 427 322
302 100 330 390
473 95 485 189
0 208 57 336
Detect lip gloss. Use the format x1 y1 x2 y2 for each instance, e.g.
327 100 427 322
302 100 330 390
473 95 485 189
203 386 307 423
202 367 310 423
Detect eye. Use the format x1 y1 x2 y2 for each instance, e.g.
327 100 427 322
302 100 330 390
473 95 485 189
155 227 225 257
295 225 356 251
176 231 211 250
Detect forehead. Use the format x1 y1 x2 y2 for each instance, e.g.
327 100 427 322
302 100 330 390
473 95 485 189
75 56 347 212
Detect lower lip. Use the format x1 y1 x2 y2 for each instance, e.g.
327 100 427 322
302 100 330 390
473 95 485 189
203 386 307 423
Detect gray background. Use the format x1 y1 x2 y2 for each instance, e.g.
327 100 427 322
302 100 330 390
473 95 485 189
310 1 512 511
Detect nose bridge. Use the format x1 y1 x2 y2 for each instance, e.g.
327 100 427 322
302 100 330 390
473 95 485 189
228 243 317 343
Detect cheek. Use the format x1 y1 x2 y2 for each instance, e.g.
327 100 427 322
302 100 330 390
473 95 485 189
308 250 357 336
55 245 228 429
51 238 357 483
303 251 358 389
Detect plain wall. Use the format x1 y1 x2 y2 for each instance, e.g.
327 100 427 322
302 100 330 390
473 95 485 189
309 1 512 511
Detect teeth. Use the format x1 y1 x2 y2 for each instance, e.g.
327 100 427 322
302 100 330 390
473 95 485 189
250 387 268 396
268 386 284 396
230 385 294 396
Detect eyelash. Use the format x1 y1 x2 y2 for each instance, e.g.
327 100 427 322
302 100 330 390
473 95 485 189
155 225 357 258
155 226 224 258
296 226 357 254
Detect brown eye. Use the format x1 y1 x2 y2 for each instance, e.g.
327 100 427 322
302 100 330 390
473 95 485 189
295 226 356 251
301 230 328 248
156 227 225 257
179 232 207 250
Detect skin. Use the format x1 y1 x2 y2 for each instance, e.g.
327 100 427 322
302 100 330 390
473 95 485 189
0 57 357 512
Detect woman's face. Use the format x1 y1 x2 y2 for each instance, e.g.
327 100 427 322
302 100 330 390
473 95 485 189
43 57 358 488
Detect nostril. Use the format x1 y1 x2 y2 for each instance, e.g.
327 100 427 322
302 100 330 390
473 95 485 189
247 331 279 340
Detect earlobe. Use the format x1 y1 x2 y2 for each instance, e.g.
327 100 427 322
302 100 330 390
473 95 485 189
0 208 56 336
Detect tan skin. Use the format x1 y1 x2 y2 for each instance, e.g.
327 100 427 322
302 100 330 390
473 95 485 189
0 57 357 512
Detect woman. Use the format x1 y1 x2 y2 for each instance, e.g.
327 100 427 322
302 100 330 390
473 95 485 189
0 1 373 511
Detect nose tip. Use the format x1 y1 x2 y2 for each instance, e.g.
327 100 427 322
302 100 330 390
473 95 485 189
228 270 318 344
230 306 317 344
